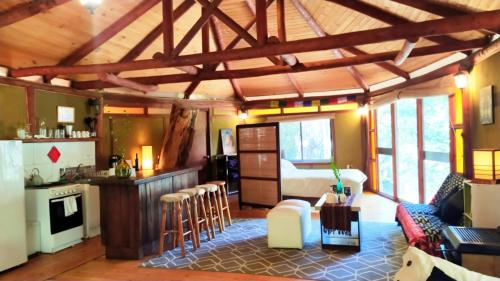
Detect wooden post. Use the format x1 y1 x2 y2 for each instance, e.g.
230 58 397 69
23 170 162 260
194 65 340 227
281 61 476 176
159 104 199 169
162 0 174 56
255 0 268 45
276 0 286 43
95 96 106 169
462 88 473 178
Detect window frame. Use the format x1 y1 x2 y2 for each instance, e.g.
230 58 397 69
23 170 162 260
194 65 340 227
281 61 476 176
279 118 335 164
372 96 455 203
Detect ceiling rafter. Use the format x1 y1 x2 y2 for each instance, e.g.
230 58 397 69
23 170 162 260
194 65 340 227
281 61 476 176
45 0 162 81
326 0 465 47
245 0 304 97
71 38 486 89
291 0 369 92
342 47 410 79
11 10 500 78
162 0 174 56
390 0 496 35
0 0 71 28
209 17 245 101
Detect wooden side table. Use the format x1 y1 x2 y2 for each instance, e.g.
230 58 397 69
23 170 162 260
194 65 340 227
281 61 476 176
314 193 362 251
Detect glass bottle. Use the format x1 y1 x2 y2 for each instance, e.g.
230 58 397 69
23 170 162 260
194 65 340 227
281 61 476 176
115 154 131 179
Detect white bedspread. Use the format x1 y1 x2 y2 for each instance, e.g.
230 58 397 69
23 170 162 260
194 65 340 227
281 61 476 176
280 160 367 198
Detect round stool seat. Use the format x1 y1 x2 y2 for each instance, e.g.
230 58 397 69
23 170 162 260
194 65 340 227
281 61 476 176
194 187 206 196
160 193 189 203
207 180 225 186
178 188 199 197
196 184 218 192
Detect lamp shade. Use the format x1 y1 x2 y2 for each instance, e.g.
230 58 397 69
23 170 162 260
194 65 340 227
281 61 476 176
473 149 500 183
142 145 153 170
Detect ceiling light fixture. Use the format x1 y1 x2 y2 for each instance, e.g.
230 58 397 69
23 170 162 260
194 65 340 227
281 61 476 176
80 0 102 14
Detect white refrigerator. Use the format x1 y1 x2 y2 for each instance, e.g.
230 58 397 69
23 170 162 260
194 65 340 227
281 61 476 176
0 141 27 271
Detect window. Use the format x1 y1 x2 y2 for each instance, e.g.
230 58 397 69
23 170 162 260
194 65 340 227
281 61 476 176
279 119 332 162
376 104 394 197
373 96 451 203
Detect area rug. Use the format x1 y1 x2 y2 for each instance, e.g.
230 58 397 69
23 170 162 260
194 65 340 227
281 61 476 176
143 219 407 281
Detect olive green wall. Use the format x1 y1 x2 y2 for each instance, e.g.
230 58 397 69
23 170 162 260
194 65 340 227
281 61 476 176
0 84 26 139
103 116 167 167
35 89 91 131
470 52 500 149
209 110 363 170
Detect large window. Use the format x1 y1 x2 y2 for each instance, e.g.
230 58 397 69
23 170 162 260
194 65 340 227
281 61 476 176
279 119 332 162
374 96 451 203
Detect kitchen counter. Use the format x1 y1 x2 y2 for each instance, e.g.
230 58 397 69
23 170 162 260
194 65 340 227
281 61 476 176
93 166 201 259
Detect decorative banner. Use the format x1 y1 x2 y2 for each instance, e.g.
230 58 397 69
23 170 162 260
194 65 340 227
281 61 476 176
312 100 321 106
303 100 312 107
270 96 357 108
270 101 280 108
337 96 348 104
294 101 303 107
278 100 287 107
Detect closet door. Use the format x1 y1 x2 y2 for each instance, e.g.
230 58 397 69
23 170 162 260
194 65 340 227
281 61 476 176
237 123 281 208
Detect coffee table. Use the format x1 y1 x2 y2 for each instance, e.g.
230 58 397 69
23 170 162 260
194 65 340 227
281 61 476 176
314 193 362 251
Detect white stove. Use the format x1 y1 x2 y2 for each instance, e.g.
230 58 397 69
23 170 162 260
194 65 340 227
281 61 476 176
26 184 84 253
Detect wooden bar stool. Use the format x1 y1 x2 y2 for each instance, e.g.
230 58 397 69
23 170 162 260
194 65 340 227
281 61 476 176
158 193 196 258
178 187 211 248
208 180 232 229
196 184 223 238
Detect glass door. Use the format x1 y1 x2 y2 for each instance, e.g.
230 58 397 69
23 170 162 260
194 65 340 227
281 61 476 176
376 104 394 197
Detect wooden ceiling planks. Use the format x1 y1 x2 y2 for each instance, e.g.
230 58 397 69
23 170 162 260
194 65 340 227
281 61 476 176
1 0 499 100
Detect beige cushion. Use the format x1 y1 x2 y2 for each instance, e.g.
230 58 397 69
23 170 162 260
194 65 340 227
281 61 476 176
160 193 189 203
196 184 218 192
194 187 206 195
277 199 311 238
207 180 225 186
178 188 198 197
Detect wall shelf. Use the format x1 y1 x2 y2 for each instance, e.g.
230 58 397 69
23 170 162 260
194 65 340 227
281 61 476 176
20 138 98 143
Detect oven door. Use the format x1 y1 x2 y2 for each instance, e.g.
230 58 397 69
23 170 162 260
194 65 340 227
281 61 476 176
49 193 83 235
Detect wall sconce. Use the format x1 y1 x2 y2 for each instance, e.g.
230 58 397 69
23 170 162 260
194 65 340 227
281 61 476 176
357 104 368 116
87 98 101 114
454 70 469 89
239 108 248 120
473 149 500 183
80 0 102 14
142 146 153 170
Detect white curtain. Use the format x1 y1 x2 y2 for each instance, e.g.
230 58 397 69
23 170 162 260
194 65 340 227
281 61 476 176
368 75 456 110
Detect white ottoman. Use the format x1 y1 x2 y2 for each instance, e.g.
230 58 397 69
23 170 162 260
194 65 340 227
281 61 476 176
277 199 311 238
267 205 306 249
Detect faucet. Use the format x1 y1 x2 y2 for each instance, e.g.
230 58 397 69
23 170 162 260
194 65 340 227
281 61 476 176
71 163 84 182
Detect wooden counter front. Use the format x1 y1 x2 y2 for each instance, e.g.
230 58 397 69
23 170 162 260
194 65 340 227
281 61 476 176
91 167 200 259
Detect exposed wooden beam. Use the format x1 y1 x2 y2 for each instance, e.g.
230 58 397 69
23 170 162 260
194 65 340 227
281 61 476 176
393 38 419 66
46 0 161 80
327 0 464 46
168 0 222 58
276 0 286 42
391 0 496 35
162 0 174 56
175 66 200 75
117 0 195 64
343 47 410 80
98 73 158 93
0 0 71 28
255 0 268 45
72 39 486 89
286 74 305 98
208 18 245 101
291 0 369 92
461 37 500 70
12 10 500 77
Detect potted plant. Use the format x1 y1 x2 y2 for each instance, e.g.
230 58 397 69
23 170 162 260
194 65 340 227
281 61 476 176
330 159 343 194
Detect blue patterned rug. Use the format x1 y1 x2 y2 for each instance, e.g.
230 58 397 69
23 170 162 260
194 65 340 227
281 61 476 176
143 219 407 281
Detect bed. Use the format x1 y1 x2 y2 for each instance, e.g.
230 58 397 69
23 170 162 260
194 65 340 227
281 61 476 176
280 159 367 200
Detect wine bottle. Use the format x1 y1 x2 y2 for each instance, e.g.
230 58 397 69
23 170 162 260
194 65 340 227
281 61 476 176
134 153 139 171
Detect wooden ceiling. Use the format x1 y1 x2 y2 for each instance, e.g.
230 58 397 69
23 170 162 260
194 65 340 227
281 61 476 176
0 0 499 101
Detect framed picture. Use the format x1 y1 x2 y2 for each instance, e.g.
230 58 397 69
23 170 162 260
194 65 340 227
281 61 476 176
57 106 75 123
479 85 494 125
220 128 236 155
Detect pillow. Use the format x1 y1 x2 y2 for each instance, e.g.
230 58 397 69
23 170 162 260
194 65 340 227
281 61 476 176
438 188 464 225
280 159 297 172
394 246 497 281
430 173 464 208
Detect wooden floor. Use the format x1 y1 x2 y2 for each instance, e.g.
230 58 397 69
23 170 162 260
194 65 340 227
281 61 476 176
0 192 397 281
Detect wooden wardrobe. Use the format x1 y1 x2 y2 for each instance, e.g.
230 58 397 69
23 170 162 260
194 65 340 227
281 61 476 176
236 123 281 208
